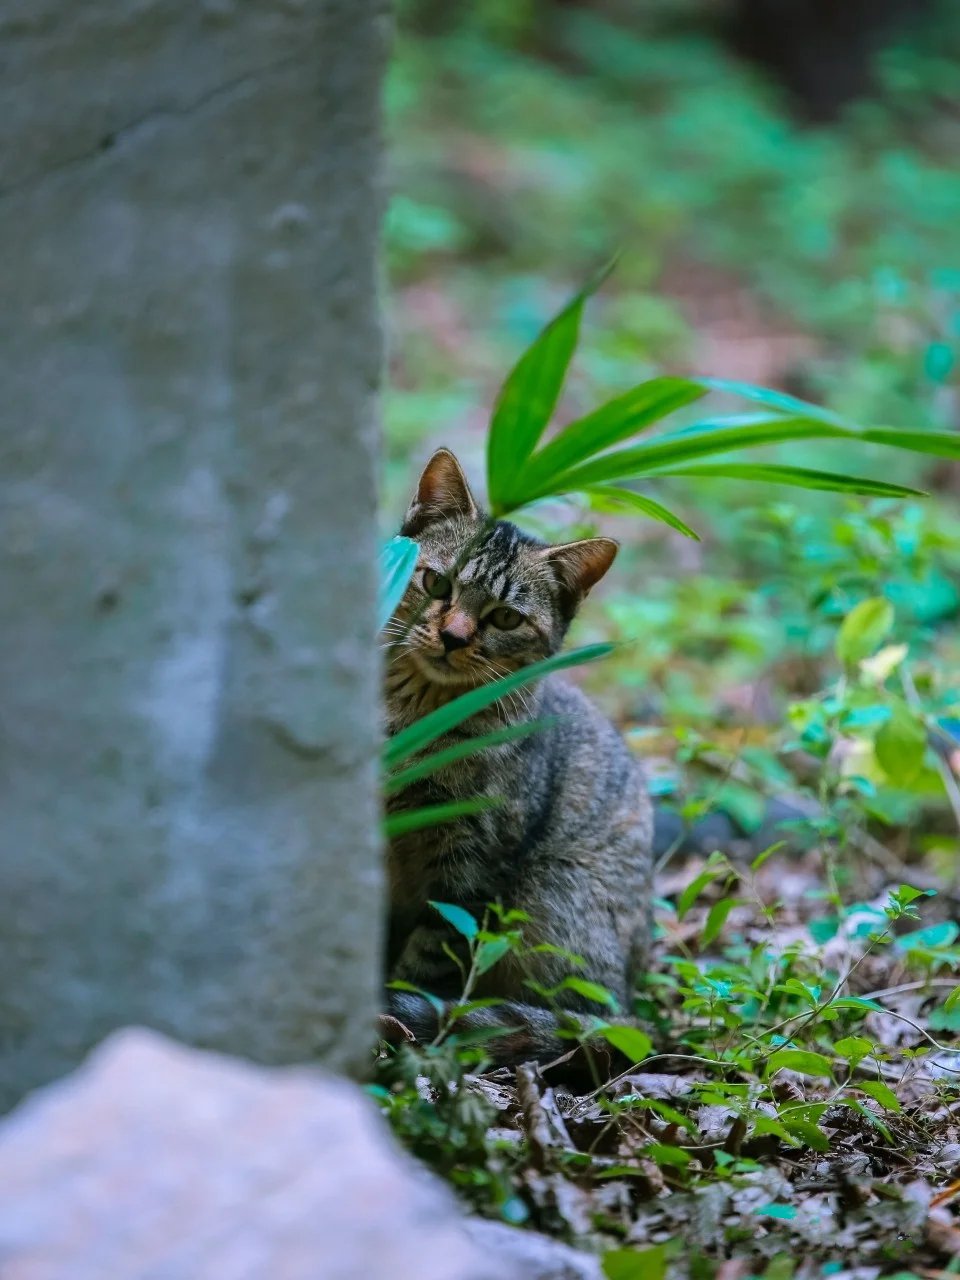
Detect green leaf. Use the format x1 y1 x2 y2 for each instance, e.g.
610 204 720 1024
841 1098 894 1144
755 1204 798 1221
809 915 840 944
862 426 960 461
602 1245 667 1280
585 486 700 539
384 798 498 839
384 643 612 768
751 842 785 872
627 1099 696 1132
944 984 960 1012
446 998 505 1020
896 921 959 951
475 936 513 975
836 597 895 666
698 377 848 422
524 414 855 500
779 1118 831 1152
599 1025 653 1063
751 1115 798 1145
385 718 559 794
650 462 925 499
828 996 886 1014
447 1023 524 1048
766 1049 834 1079
560 976 620 1011
701 897 736 946
378 536 418 629
642 1144 692 1167
520 376 708 492
487 263 613 514
896 884 930 906
429 900 479 939
856 1080 902 1112
775 978 819 1008
875 705 927 784
835 1036 874 1065
930 1003 960 1032
386 980 445 1016
677 856 726 919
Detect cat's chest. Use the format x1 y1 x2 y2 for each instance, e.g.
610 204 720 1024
385 752 499 910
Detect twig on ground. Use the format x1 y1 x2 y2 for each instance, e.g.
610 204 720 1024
516 1062 555 1171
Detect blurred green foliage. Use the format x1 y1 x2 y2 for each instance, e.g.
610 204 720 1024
384 0 960 868
380 14 960 1247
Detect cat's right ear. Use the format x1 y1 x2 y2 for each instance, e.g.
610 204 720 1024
401 449 479 536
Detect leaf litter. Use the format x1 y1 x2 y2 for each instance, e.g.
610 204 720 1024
376 848 960 1278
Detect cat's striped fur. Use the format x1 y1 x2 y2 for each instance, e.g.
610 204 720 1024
384 450 654 1064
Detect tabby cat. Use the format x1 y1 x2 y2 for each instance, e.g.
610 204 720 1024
383 449 654 1063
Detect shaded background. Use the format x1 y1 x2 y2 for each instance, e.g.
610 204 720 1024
383 0 960 873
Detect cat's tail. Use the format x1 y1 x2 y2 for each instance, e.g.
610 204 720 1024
385 990 622 1072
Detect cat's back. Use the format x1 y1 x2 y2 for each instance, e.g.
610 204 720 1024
526 674 653 856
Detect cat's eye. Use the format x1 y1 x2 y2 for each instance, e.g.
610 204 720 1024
488 605 524 631
422 569 453 599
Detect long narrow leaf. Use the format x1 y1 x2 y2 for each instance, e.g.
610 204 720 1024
699 377 850 424
862 427 960 460
385 717 560 794
487 262 615 513
378 536 418 629
586 486 700 539
385 798 499 839
512 377 708 504
525 415 855 498
648 463 926 499
384 643 612 769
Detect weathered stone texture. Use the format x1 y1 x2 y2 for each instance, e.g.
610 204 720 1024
0 1030 604 1280
0 1030 481 1280
0 0 388 1105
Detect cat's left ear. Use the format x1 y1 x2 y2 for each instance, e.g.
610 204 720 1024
401 448 479 535
540 538 618 610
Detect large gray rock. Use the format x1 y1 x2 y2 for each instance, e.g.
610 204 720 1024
0 0 388 1104
0 1030 480 1280
0 1029 603 1280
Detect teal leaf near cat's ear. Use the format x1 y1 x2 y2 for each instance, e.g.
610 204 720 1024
378 536 418 630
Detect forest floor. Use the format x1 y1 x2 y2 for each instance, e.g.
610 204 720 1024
380 12 960 1275
377 840 960 1277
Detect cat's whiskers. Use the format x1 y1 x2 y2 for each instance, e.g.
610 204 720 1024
471 655 535 721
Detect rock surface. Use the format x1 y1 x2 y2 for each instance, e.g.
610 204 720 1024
0 0 387 1105
0 1029 604 1280
466 1221 605 1280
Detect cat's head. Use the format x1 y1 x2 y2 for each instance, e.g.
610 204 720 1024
385 449 617 691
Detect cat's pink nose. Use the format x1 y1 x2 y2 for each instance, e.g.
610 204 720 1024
439 609 474 653
440 628 470 653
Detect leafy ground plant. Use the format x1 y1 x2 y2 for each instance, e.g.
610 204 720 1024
378 278 960 1275
372 873 960 1275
